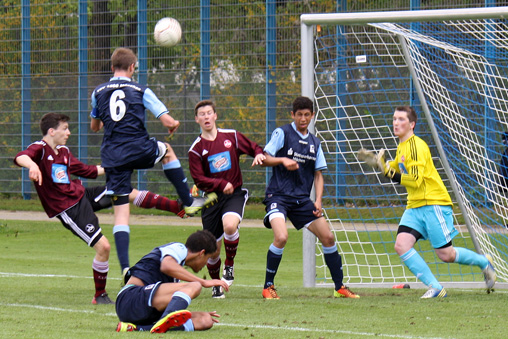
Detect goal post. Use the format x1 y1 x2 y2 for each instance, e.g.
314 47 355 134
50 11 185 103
301 7 508 288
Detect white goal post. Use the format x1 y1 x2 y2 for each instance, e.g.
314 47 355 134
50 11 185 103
301 7 508 289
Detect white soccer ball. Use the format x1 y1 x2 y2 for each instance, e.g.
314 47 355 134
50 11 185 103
154 17 182 47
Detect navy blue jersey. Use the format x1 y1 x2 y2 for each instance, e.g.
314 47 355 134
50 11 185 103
265 123 325 198
90 77 168 168
128 242 187 285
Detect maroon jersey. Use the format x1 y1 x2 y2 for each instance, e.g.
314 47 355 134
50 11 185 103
15 140 98 218
188 128 263 193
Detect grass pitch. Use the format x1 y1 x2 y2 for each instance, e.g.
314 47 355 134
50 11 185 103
0 218 507 338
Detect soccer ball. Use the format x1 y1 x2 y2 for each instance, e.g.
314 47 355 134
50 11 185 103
154 17 182 47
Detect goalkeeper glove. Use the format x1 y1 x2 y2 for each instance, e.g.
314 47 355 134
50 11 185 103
377 150 400 183
358 148 400 183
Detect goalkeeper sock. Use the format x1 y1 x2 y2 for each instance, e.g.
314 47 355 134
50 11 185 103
162 160 193 206
322 244 344 290
113 225 130 271
454 247 489 269
264 244 284 288
400 248 443 289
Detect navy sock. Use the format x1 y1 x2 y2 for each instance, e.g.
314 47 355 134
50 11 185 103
264 244 283 289
162 292 191 317
323 245 344 290
162 160 193 206
113 225 130 271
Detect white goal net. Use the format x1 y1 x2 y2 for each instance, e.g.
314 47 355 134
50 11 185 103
301 8 508 288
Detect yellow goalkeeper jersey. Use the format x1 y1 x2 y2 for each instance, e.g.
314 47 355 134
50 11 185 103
388 135 452 209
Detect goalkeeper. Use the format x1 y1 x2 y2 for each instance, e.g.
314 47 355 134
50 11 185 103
360 106 496 298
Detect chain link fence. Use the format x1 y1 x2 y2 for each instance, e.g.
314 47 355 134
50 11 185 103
0 0 501 200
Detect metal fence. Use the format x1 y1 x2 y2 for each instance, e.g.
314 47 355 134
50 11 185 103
1 0 503 201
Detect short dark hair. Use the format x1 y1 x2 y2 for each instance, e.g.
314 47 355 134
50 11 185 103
292 96 314 113
111 47 137 71
194 100 216 116
395 106 417 127
185 230 217 255
40 113 70 136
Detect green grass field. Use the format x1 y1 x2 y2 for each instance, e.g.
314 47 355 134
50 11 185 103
1 218 507 339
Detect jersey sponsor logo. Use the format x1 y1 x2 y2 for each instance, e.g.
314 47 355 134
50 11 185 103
288 148 294 156
208 151 231 173
401 155 405 162
224 139 232 148
270 202 277 210
145 284 156 291
47 155 54 161
85 224 95 233
310 145 315 154
51 164 70 184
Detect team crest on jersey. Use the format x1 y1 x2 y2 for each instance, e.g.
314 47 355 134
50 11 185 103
85 224 95 233
208 151 231 173
224 139 232 148
401 155 405 162
288 148 293 156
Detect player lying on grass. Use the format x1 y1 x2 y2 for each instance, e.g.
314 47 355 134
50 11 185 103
115 230 229 333
260 96 359 299
359 106 496 298
14 113 194 304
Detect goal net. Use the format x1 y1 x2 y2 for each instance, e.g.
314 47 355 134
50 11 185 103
301 8 508 288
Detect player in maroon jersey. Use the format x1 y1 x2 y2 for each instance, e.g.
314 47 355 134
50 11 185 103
188 100 265 298
14 113 188 304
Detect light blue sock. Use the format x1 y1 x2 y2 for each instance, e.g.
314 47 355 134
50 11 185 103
454 247 489 269
400 248 442 290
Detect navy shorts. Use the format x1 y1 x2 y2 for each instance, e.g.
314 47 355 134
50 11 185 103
105 144 159 196
116 283 163 325
202 188 248 240
263 195 318 230
56 186 108 247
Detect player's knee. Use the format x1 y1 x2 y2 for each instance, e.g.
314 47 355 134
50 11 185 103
187 281 202 298
393 240 408 255
436 247 455 262
95 236 111 257
165 143 177 160
318 232 335 247
274 234 288 247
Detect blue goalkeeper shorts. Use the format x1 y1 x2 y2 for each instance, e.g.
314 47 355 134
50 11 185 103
399 205 458 248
